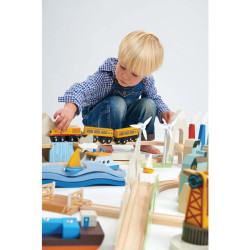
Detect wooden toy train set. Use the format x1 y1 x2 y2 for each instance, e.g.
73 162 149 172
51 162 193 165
50 126 140 144
42 110 209 250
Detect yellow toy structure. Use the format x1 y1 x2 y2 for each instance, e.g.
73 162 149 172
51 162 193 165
182 170 208 245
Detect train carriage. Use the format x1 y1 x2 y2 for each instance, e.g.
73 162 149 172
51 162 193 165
114 127 139 144
50 127 82 142
83 126 114 144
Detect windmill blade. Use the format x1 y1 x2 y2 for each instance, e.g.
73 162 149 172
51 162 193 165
191 111 201 124
143 116 152 126
130 124 142 129
142 128 147 140
159 124 168 129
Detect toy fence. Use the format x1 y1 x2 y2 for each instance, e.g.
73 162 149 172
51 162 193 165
67 188 84 207
42 182 55 198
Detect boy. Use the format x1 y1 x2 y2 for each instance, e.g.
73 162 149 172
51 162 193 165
54 30 174 154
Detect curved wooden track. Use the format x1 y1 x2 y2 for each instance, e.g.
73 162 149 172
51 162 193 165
159 179 179 192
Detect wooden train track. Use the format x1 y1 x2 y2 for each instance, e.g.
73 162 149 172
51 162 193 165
114 181 154 249
80 179 183 228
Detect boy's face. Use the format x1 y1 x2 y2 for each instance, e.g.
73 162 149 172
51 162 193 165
115 60 144 87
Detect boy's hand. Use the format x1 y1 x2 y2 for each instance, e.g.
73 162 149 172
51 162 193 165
54 102 77 132
161 110 175 124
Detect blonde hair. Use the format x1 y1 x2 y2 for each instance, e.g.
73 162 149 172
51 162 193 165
118 30 164 77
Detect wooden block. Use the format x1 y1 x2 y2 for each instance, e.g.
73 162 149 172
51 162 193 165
178 183 190 213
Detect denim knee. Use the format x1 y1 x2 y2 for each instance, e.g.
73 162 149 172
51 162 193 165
137 98 156 116
107 96 127 121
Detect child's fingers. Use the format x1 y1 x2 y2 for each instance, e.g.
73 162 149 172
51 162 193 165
54 114 64 125
54 109 62 119
61 120 71 132
55 117 68 131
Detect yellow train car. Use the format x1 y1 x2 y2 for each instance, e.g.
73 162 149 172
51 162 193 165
83 126 114 144
114 127 139 144
49 127 82 142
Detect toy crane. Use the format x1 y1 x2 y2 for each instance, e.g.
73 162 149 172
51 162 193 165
170 169 208 249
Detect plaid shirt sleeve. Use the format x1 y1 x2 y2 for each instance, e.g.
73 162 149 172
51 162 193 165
58 71 112 115
58 58 116 115
142 75 171 123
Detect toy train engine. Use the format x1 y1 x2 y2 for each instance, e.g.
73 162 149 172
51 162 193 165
114 127 139 144
50 127 82 142
83 126 114 144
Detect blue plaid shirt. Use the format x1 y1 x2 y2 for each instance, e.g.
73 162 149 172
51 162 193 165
58 57 170 122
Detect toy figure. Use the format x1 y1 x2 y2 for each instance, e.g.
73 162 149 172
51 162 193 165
54 30 174 153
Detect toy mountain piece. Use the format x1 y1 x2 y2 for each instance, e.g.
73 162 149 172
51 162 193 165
42 148 126 187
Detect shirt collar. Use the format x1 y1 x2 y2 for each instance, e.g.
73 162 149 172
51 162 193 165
98 57 118 77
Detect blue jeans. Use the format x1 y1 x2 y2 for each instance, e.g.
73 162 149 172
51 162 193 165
82 96 156 140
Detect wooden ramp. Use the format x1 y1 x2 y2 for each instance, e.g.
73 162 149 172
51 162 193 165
114 181 153 250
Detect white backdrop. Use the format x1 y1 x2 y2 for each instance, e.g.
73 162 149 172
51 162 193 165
42 0 208 140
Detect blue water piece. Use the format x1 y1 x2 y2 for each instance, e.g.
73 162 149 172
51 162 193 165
42 162 126 187
42 172 125 183
42 162 126 178
65 165 83 174
42 179 126 187
49 142 74 162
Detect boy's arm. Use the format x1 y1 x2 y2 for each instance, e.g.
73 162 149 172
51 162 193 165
58 72 109 115
55 71 111 131
142 76 172 123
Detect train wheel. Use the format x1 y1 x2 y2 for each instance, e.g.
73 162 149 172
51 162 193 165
67 136 74 142
99 137 106 144
115 138 121 144
121 138 127 144
106 138 112 144
128 137 132 141
51 136 57 142
58 136 65 142
132 136 137 142
93 136 98 142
